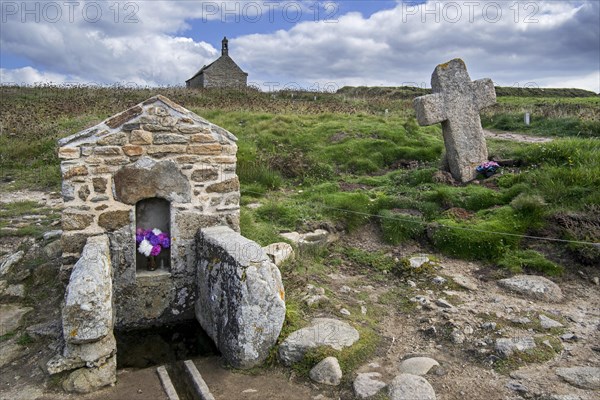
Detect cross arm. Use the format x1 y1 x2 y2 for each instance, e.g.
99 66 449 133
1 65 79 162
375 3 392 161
473 78 496 110
413 93 446 126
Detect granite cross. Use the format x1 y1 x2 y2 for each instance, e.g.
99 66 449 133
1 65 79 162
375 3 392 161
413 59 496 182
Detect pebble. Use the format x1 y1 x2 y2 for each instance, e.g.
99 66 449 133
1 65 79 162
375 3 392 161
432 276 446 285
435 298 454 308
340 308 351 316
539 314 564 329
482 322 497 330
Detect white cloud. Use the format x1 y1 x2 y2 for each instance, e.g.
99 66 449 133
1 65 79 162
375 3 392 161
1 0 598 91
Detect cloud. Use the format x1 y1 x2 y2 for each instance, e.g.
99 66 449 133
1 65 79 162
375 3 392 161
1 0 598 91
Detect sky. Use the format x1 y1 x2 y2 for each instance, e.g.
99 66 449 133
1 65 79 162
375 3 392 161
1 0 599 92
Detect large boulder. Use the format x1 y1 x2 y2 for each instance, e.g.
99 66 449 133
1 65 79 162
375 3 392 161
62 235 113 344
195 226 285 369
556 367 600 390
278 318 360 366
498 275 563 302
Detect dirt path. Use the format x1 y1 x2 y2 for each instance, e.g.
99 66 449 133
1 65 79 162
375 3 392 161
484 129 554 143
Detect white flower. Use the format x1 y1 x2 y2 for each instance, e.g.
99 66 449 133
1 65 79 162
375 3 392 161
152 228 162 235
138 239 153 257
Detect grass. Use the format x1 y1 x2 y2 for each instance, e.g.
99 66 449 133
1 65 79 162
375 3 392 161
494 336 563 375
497 250 563 276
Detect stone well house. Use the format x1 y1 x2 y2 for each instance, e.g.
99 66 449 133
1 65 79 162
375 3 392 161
186 37 248 89
53 95 285 393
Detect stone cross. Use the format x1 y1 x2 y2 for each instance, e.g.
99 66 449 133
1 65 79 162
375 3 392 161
413 59 496 182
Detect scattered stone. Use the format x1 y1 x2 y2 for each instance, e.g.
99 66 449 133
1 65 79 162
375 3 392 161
463 325 474 335
353 372 387 399
510 317 532 325
309 357 342 386
451 274 478 291
539 315 564 329
435 298 454 308
555 367 600 390
592 277 599 286
0 304 33 335
340 308 351 316
361 306 367 315
302 284 329 307
451 329 465 344
340 285 352 294
0 280 6 294
5 284 25 298
482 322 497 330
0 340 24 368
506 380 528 394
541 395 582 400
495 337 536 358
398 357 440 376
409 256 430 269
432 276 446 285
498 275 563 302
388 373 436 400
43 230 63 241
0 250 24 277
278 318 360 366
560 333 578 342
262 242 294 266
407 280 417 288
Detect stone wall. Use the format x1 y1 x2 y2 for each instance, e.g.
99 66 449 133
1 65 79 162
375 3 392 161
58 95 241 329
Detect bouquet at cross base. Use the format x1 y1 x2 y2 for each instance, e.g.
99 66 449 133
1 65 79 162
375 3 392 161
136 228 171 257
476 161 500 178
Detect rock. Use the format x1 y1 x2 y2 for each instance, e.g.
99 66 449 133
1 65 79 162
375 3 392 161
64 332 116 366
0 250 24 277
0 340 24 368
62 355 117 394
482 322 497 330
97 210 130 231
206 177 240 193
353 372 387 399
432 276 446 285
510 317 531 325
280 232 301 244
495 337 536 358
61 209 94 231
539 315 564 329
398 357 440 376
361 306 367 315
506 380 528 394
409 256 430 269
43 240 63 259
43 230 63 241
498 275 563 302
413 58 495 182
0 304 33 335
113 157 191 204
278 318 360 366
26 320 62 340
309 357 342 386
560 333 578 342
195 226 285 369
302 284 329 307
62 235 113 344
5 284 25 298
262 242 294 266
340 308 351 316
592 277 599 285
555 367 600 390
388 373 436 400
0 280 6 293
451 274 478 291
435 298 454 308
451 329 465 344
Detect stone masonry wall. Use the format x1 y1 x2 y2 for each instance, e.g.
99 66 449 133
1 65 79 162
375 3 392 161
189 56 247 89
58 95 241 329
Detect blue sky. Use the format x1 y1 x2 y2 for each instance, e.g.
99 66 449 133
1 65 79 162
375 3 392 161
1 1 598 92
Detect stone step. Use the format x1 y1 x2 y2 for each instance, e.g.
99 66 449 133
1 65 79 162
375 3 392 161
183 360 216 400
156 365 180 400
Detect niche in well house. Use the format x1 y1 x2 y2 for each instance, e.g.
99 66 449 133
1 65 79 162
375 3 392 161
135 198 171 272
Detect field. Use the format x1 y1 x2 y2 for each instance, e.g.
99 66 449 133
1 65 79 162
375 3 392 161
1 85 599 399
1 85 598 272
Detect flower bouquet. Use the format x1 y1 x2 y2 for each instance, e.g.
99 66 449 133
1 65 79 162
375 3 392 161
136 228 170 271
476 161 500 178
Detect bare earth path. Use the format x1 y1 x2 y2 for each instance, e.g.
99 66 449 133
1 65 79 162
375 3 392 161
483 129 554 143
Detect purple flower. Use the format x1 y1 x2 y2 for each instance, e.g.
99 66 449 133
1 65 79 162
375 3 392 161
150 244 162 257
158 233 170 249
135 228 145 243
149 233 161 246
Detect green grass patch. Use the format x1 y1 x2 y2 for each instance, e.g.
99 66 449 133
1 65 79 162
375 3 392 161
497 250 563 276
378 209 424 244
494 336 562 374
239 209 285 247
